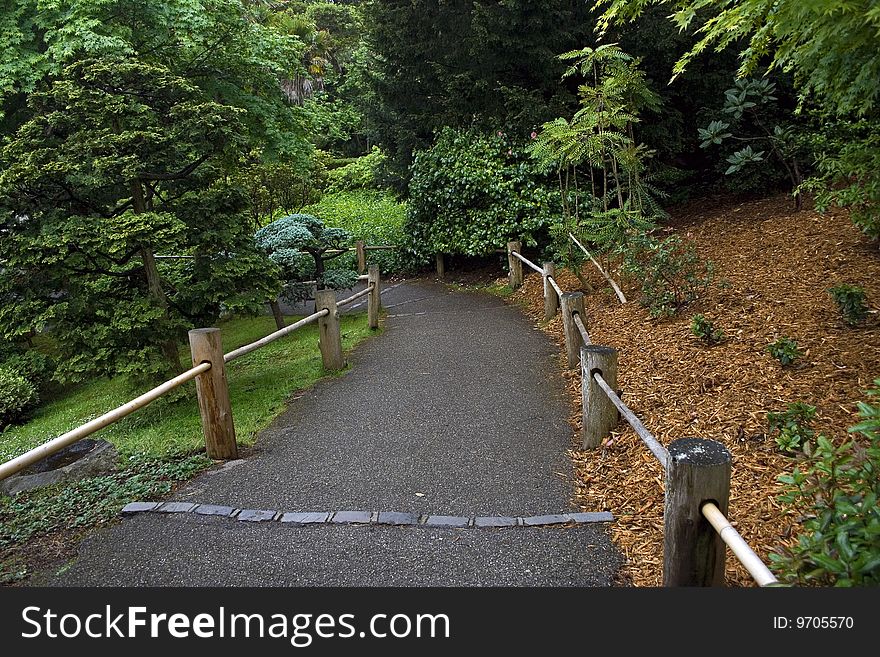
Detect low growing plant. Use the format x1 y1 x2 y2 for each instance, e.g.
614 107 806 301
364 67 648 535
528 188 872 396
767 336 802 366
622 234 714 317
0 365 38 430
767 402 817 453
828 284 869 326
770 380 880 586
690 314 724 345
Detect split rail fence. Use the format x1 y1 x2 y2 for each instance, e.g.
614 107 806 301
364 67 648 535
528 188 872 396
507 240 779 587
0 266 383 480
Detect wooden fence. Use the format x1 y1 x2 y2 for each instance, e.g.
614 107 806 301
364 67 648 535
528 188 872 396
508 241 779 587
0 266 382 480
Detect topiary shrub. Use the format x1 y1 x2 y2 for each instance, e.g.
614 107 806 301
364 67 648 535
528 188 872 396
405 127 559 260
0 365 39 429
2 350 55 391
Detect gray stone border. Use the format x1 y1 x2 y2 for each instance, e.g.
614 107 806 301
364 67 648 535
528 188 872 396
122 502 613 528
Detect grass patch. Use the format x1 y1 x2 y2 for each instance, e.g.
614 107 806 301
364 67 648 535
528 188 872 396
0 313 376 583
1 314 375 460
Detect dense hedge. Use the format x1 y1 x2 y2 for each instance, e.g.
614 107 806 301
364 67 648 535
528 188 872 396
404 127 559 259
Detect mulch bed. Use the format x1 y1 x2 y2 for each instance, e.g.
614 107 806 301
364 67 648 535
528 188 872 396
506 193 880 586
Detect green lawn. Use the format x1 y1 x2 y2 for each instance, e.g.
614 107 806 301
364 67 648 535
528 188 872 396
0 314 376 462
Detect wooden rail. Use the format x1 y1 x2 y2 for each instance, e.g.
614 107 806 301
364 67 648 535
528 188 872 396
0 362 210 480
509 238 777 587
0 268 384 479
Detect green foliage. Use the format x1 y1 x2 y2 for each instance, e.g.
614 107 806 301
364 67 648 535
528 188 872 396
254 213 357 302
0 350 54 391
0 3 300 381
406 127 558 259
804 120 880 241
690 314 724 345
768 402 817 453
698 78 804 202
0 365 38 429
362 0 594 188
622 234 714 317
325 147 387 194
303 190 410 273
770 380 880 586
767 336 803 366
0 454 211 550
828 284 870 327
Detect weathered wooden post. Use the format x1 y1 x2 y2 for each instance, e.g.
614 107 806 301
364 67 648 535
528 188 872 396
435 253 445 278
559 291 585 369
507 241 523 290
188 328 237 460
356 240 367 274
543 262 558 320
368 265 381 330
663 438 731 587
315 289 344 371
581 345 618 449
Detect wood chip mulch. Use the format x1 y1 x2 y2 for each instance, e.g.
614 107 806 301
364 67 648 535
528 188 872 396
503 193 880 587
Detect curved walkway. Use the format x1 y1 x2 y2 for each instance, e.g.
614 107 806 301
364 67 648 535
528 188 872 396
45 280 621 586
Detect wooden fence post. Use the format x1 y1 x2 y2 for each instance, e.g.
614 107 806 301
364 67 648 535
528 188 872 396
315 289 344 371
507 241 523 290
663 438 731 586
436 253 445 278
368 264 381 330
356 240 366 274
543 262 558 320
581 345 618 449
559 291 585 369
188 328 237 460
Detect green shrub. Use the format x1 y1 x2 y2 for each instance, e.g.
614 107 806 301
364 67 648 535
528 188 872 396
325 147 387 194
767 336 803 366
405 127 559 259
0 366 39 429
828 284 869 326
690 314 724 345
303 190 411 273
767 402 817 453
622 234 714 317
770 380 880 586
1 351 55 390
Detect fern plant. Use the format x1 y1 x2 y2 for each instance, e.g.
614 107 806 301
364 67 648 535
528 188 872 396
529 44 663 288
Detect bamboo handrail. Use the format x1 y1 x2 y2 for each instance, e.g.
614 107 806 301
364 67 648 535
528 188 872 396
546 275 564 298
510 250 543 274
568 232 627 304
701 501 779 586
337 285 373 308
223 309 329 363
0 362 211 481
572 312 591 345
592 372 670 467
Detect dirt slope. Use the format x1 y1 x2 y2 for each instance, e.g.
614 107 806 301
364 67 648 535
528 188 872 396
510 193 880 586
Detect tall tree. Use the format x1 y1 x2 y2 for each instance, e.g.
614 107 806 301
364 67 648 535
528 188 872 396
0 1 308 380
361 0 594 188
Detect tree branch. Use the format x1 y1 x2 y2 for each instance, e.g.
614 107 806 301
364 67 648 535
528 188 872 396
138 154 210 181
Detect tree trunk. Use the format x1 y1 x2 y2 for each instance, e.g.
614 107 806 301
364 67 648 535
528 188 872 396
269 299 286 330
132 181 183 375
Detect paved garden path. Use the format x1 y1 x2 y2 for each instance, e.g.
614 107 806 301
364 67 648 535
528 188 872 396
45 280 621 586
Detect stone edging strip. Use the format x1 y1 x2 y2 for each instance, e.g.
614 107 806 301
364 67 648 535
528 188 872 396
121 502 613 528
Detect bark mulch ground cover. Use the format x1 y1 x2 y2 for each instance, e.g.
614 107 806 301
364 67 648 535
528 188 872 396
505 193 880 586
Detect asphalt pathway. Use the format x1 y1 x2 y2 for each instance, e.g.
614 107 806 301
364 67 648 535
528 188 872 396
46 280 621 586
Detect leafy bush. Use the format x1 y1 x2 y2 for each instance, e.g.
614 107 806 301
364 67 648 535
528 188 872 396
767 336 803 366
325 147 387 194
302 190 411 273
406 127 559 259
622 234 714 317
690 314 724 345
828 284 869 326
768 402 817 453
1 351 55 390
0 366 39 429
770 380 880 586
